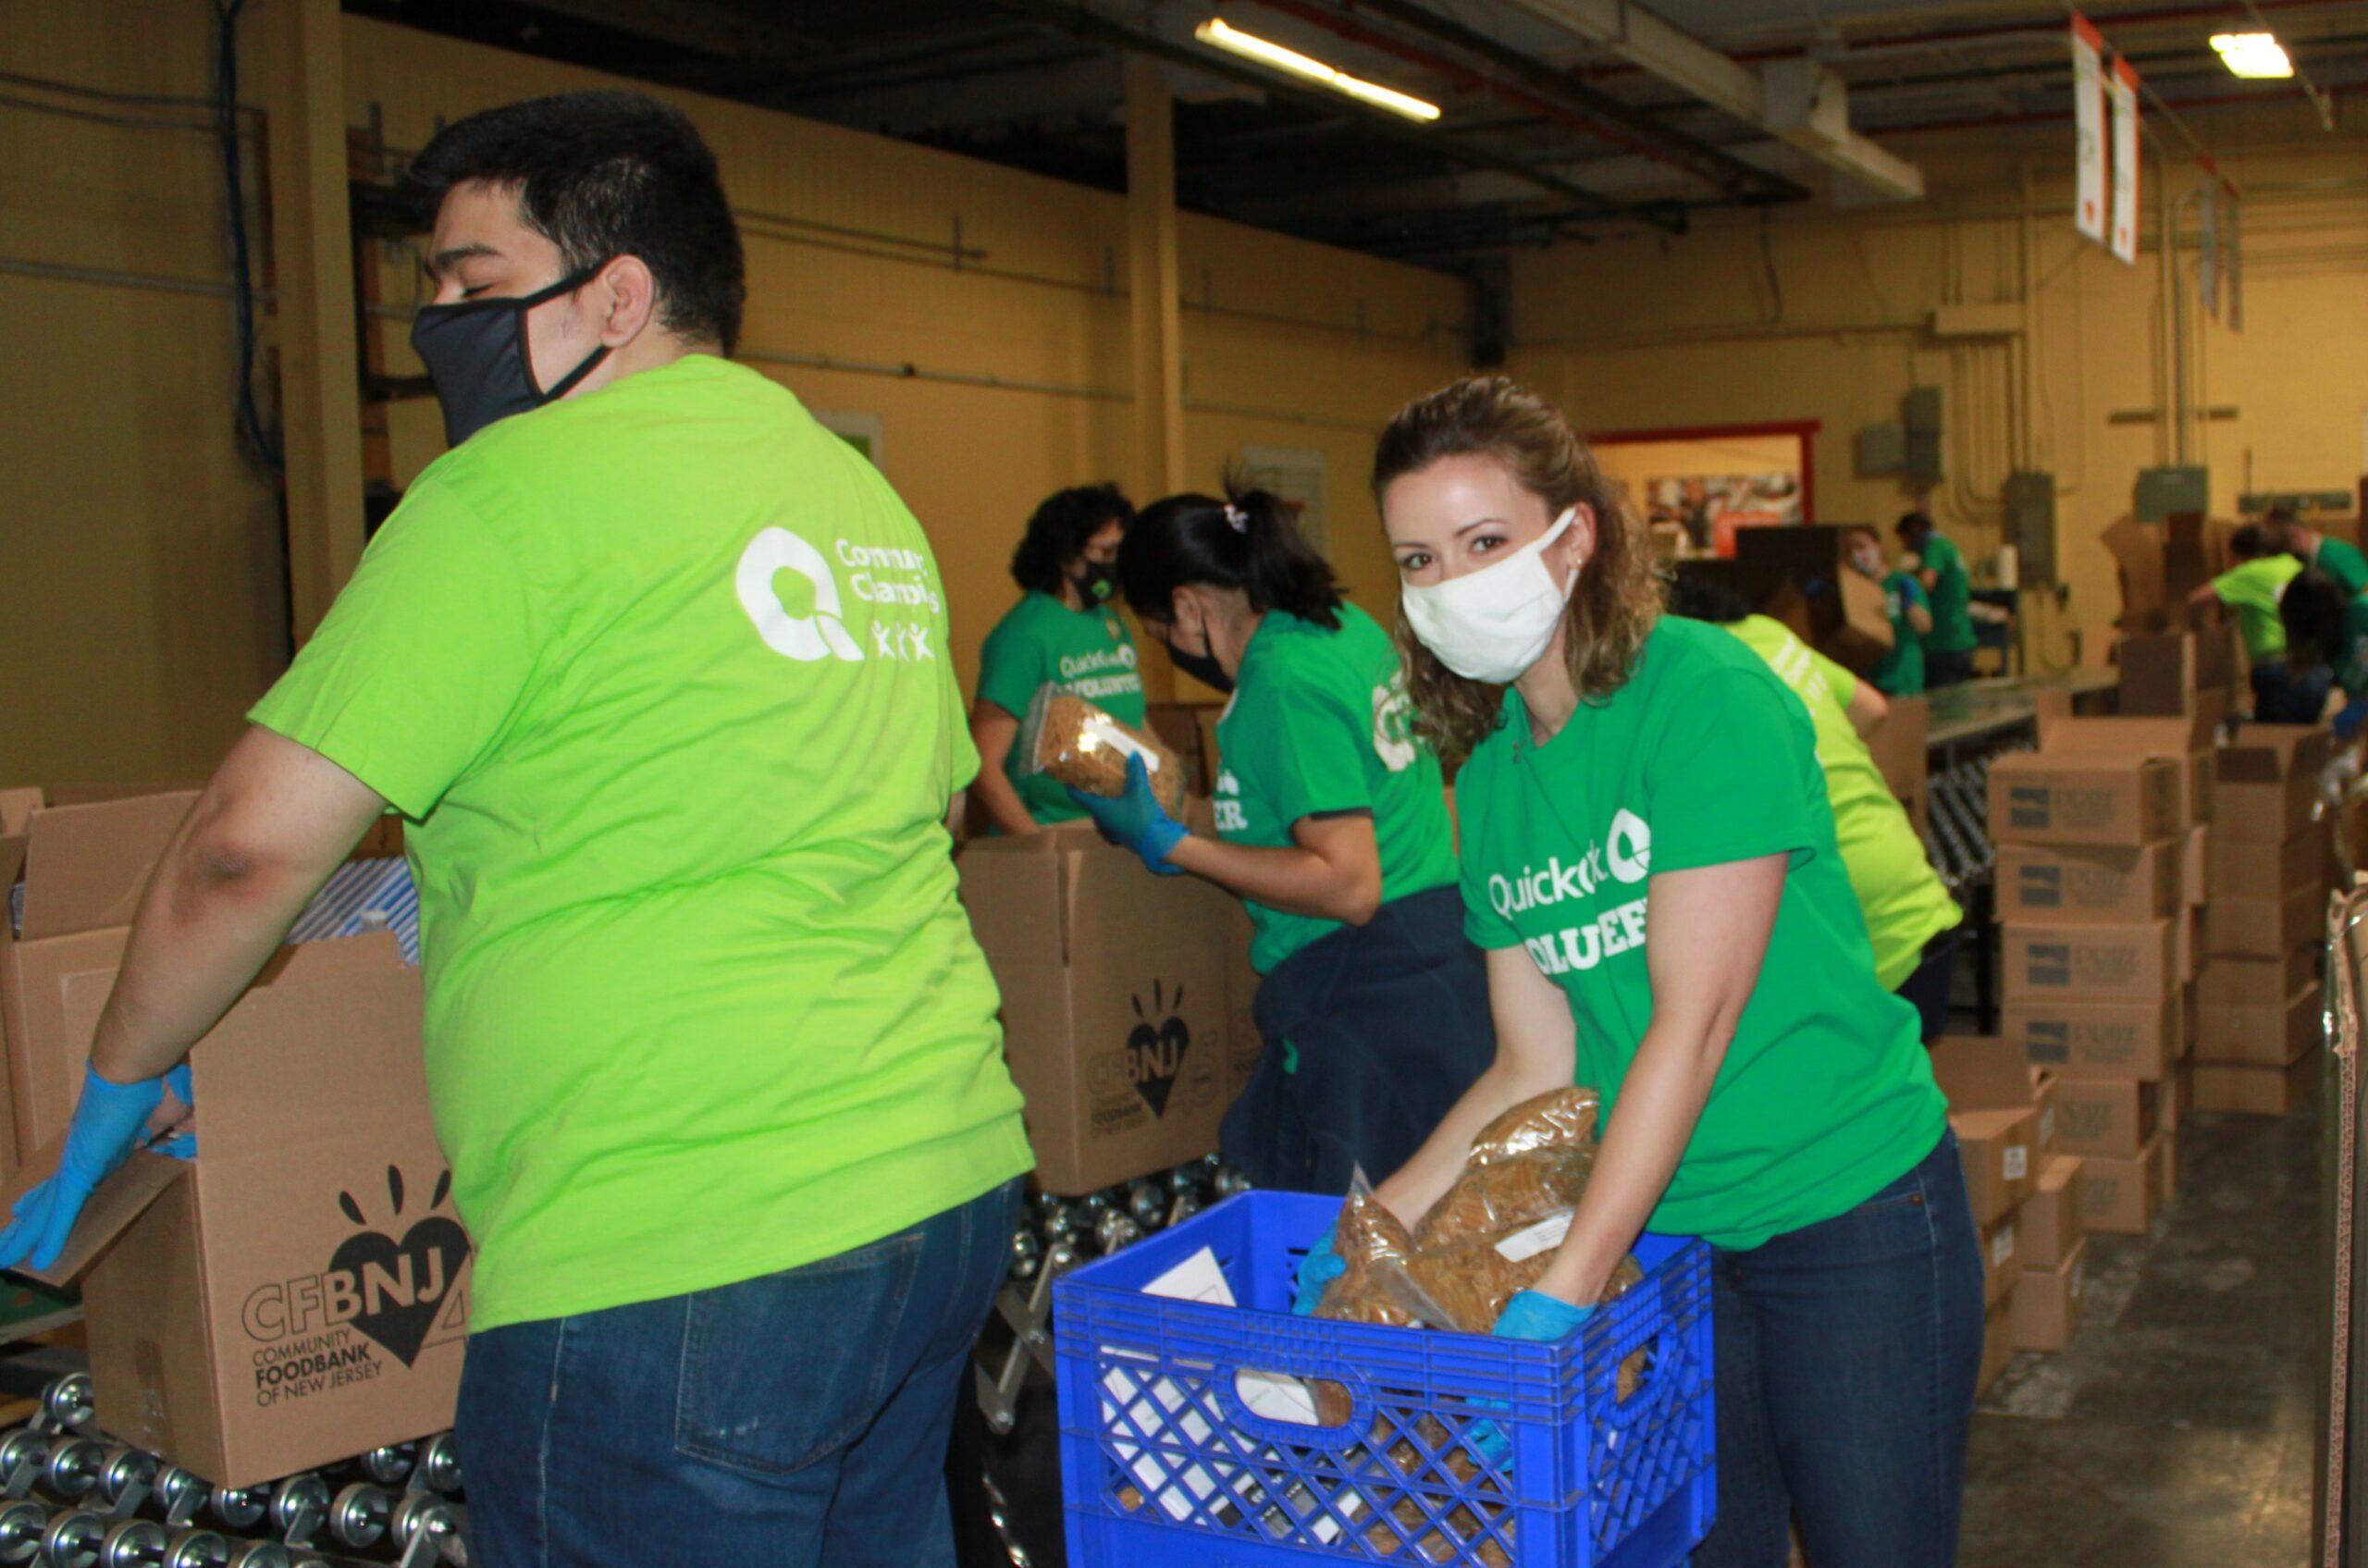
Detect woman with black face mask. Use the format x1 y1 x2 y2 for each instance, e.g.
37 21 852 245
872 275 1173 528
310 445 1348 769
970 484 1143 835
1068 481 1494 1193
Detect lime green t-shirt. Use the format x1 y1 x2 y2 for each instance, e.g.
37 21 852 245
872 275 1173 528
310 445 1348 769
1870 573 1927 697
1457 616 1945 1251
1920 534 1977 654
2316 537 2368 599
2213 554 2305 661
1213 605 1457 974
976 592 1144 825
1724 617 1962 991
250 355 1031 1332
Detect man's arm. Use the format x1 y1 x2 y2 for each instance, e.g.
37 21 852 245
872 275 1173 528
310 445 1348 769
89 728 388 1084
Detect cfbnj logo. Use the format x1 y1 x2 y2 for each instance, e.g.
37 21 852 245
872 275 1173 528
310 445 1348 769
242 1166 469 1375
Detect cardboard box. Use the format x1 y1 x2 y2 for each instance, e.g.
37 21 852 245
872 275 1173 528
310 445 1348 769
2193 1055 2316 1115
2001 920 2177 1004
1866 697 1930 835
2118 627 2237 714
2005 993 2181 1080
0 791 198 1156
1953 1105 2039 1227
1929 1034 2042 1114
2051 1076 2163 1158
2165 1060 2194 1132
2215 725 2335 844
2022 1154 2086 1270
1978 1295 2015 1396
1995 841 2179 924
0 935 466 1488
959 827 1247 1194
2013 1238 2088 1352
2202 885 2323 960
2104 522 2170 635
2038 699 2224 827
2194 984 2321 1068
2080 1131 2170 1235
1987 755 2179 848
2200 946 2318 1009
2184 826 2209 907
1980 1214 2020 1309
1741 527 1898 673
2208 821 2330 901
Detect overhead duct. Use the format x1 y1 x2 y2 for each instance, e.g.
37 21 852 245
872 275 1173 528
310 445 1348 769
1497 0 1925 201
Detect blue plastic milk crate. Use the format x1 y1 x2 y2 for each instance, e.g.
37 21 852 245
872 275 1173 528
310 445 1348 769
1054 1190 1715 1568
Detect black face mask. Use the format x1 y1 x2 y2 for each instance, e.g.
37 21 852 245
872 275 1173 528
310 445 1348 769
1167 622 1234 695
1071 561 1118 607
410 265 611 447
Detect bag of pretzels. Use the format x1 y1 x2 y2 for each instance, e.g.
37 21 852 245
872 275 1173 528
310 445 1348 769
1015 685 1189 817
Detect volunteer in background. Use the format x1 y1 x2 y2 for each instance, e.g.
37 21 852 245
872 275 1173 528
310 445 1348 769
1067 484 1494 1193
2271 506 2368 599
969 484 1143 833
1849 525 1931 697
1369 377 1978 1568
1668 576 1964 1042
1894 511 1979 689
0 92 1029 1568
2278 570 2368 738
2190 523 2322 723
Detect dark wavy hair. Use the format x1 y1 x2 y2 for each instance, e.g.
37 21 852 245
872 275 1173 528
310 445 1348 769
2280 569 2347 669
1371 376 1660 760
1116 476 1342 631
1009 483 1134 595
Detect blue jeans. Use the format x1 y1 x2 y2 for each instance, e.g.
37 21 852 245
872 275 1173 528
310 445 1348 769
455 1179 1024 1568
1692 1132 1983 1568
2252 659 2332 724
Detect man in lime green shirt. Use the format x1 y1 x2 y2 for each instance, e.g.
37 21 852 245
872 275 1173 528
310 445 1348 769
2272 507 2368 598
3 93 1028 1568
970 484 1143 832
1896 512 1979 688
2193 523 2318 722
1671 578 1964 1039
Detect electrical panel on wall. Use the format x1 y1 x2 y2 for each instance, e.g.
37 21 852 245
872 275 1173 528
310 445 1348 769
2003 471 2057 586
1902 387 1943 489
1856 423 1906 476
2135 466 2210 523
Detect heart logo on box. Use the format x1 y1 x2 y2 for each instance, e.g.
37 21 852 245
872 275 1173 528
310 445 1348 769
330 1167 471 1367
1125 982 1192 1119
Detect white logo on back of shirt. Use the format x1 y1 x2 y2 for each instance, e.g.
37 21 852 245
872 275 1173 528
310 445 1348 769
1372 678 1419 773
738 527 864 662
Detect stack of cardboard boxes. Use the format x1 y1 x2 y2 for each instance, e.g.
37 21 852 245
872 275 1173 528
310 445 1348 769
1988 678 2198 1251
1930 1037 2078 1389
2195 725 2332 1114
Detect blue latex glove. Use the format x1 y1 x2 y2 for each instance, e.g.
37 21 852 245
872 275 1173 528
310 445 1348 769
1492 1290 1595 1342
1067 754 1188 875
0 1065 168 1272
1291 1230 1344 1316
157 1063 197 1161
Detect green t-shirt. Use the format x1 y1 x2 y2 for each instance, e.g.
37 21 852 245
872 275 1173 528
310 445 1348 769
1870 573 1927 696
1919 534 1977 654
1725 617 1962 991
976 592 1145 825
1457 616 1945 1251
2316 537 2368 599
250 355 1030 1332
1213 605 1457 974
2213 554 2305 661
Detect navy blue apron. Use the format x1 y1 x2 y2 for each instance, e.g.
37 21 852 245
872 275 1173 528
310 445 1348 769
1219 883 1495 1194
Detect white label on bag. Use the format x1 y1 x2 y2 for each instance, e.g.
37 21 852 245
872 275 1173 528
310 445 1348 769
1496 1213 1575 1263
1079 717 1164 774
2004 1145 2029 1181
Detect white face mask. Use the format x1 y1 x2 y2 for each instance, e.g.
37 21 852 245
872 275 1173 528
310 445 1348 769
1400 507 1579 685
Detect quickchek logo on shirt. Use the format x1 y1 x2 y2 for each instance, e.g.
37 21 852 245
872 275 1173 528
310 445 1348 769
735 525 942 664
1058 644 1141 703
1372 677 1418 772
1494 809 1653 976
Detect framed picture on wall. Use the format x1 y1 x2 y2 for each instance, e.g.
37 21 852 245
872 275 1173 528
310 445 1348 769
815 409 886 470
1589 420 1820 560
1239 445 1327 559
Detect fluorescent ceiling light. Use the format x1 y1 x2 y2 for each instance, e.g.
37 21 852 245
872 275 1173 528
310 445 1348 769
2211 31 2294 79
1193 17 1442 122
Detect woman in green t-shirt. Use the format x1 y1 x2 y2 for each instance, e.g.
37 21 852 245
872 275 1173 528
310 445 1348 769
1363 377 1980 1568
969 484 1146 833
1064 483 1492 1191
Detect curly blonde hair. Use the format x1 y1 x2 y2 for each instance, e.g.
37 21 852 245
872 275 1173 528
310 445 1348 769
1371 376 1663 760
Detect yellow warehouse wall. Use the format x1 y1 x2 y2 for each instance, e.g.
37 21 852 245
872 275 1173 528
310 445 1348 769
3 4 1469 786
1510 102 2368 668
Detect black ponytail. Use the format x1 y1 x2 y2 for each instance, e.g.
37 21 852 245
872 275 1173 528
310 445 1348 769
1116 474 1342 629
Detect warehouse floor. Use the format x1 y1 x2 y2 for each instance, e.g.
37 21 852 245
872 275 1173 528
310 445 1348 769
961 1087 2328 1568
1963 1090 2324 1567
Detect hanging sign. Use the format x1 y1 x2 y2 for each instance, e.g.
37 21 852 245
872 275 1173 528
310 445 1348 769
2107 56 2140 265
2070 14 2108 244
